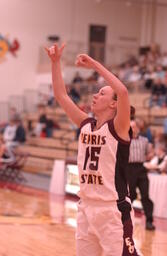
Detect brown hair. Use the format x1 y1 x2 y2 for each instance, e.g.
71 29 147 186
130 106 135 120
112 93 117 101
112 93 135 120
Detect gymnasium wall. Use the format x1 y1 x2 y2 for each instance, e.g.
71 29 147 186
1 0 167 103
155 1 167 52
0 0 142 102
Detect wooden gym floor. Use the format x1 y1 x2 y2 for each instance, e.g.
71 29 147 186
0 183 166 256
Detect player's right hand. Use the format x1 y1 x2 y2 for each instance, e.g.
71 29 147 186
45 43 65 62
75 54 95 69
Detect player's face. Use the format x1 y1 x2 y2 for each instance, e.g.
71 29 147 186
91 86 116 115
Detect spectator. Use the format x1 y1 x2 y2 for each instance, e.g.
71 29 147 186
34 104 55 138
144 143 167 174
161 52 167 69
3 116 17 148
86 70 99 82
128 65 141 83
1 114 25 163
14 115 26 143
163 118 167 137
0 107 20 134
69 84 81 103
45 118 55 137
9 107 20 121
118 63 132 83
156 65 165 80
143 66 157 90
150 78 166 107
72 71 83 84
47 84 55 107
136 118 154 143
127 65 142 91
97 75 106 87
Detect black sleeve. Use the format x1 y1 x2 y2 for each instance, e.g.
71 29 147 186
108 119 131 145
14 126 26 142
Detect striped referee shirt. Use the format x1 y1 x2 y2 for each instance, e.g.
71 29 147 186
129 135 149 163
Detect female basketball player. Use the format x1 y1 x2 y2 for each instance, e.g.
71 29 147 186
45 43 140 256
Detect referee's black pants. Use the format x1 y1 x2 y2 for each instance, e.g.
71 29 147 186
126 163 154 223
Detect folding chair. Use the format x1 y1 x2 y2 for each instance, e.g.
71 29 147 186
0 152 29 182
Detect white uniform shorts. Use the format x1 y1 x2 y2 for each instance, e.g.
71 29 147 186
76 199 140 256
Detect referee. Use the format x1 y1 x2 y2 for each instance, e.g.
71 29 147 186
126 120 155 231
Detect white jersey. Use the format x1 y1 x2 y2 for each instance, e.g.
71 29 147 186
77 118 131 202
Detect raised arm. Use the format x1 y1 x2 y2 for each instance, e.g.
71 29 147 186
45 44 88 127
76 54 130 137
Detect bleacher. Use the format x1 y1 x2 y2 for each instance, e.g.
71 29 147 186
19 111 78 176
129 92 167 134
1 82 167 180
19 92 166 177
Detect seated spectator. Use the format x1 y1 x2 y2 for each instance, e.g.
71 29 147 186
69 84 81 103
47 84 55 107
144 143 167 174
3 116 17 148
34 104 47 137
0 114 25 163
161 52 167 69
127 65 142 91
34 104 55 138
136 118 154 143
46 118 56 137
86 71 99 82
163 118 167 137
143 66 157 90
9 107 20 121
150 78 166 107
156 65 165 80
97 75 106 88
127 55 138 66
72 71 83 83
118 63 132 83
0 107 20 134
128 65 142 83
14 115 26 144
153 132 165 149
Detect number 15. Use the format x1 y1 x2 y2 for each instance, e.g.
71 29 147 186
83 146 101 171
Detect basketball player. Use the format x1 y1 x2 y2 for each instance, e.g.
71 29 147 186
45 43 140 256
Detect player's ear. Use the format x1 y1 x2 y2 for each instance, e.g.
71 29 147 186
109 100 117 109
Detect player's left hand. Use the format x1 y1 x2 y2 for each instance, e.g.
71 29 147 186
45 43 65 63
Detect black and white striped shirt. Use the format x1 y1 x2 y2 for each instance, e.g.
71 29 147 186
129 135 149 163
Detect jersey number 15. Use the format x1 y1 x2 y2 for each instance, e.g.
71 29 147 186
83 146 101 171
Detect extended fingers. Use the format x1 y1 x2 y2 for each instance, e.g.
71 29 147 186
60 42 66 50
75 59 85 67
50 46 56 54
76 55 85 63
44 46 49 54
44 46 55 55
